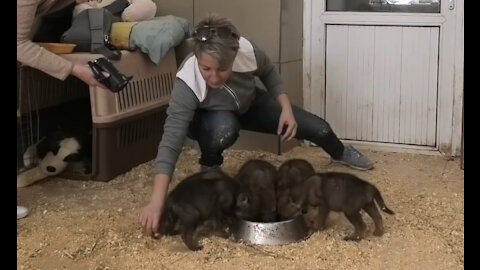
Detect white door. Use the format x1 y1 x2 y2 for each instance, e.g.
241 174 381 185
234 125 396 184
303 0 464 155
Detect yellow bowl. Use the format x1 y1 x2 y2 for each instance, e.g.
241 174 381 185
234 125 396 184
38 43 77 54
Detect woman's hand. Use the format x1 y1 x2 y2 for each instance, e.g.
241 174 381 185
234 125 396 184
277 107 297 142
139 174 170 238
140 198 164 238
71 63 108 89
276 93 297 142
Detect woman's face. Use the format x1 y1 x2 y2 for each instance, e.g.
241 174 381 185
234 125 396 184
198 53 233 89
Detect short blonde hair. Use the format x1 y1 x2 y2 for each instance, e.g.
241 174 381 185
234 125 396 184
191 15 240 69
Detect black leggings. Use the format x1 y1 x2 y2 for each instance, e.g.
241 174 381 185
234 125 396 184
188 89 344 166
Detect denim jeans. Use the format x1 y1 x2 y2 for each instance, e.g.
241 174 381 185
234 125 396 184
188 89 345 167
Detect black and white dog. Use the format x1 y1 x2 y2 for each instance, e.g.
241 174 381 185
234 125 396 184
17 98 92 187
18 128 92 187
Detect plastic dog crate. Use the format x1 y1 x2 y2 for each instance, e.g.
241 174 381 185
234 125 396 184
17 49 176 182
17 62 91 174
17 62 89 115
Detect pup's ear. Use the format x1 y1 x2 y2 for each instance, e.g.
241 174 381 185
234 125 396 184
50 143 61 156
307 175 323 206
63 153 80 162
236 193 249 207
35 136 50 158
287 194 294 204
276 172 288 189
218 190 233 208
308 188 322 206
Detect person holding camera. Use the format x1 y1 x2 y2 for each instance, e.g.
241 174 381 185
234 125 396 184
16 0 108 219
17 0 108 88
139 15 374 237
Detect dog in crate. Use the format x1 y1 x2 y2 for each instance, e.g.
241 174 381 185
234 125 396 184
17 128 92 188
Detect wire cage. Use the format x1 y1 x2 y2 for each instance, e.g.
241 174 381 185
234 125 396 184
17 62 90 174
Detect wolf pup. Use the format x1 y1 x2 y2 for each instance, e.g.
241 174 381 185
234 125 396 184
276 159 316 222
234 159 277 222
160 170 239 251
283 172 394 241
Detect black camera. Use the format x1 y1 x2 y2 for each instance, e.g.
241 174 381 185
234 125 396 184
88 57 133 92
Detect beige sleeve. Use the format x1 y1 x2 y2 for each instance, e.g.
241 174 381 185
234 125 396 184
17 0 75 81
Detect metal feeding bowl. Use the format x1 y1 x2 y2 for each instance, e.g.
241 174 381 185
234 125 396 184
230 215 312 245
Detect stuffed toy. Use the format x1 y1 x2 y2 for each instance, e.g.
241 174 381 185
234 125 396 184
17 131 92 188
122 0 157 22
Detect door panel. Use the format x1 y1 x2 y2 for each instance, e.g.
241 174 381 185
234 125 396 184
325 25 439 146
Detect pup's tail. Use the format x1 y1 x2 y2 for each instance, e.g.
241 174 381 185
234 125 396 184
374 187 395 215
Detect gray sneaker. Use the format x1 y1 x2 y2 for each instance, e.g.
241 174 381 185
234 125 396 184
332 144 373 170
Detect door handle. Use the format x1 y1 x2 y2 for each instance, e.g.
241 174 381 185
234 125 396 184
449 0 455 10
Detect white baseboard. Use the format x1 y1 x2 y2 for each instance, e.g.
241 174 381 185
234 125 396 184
305 140 445 156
